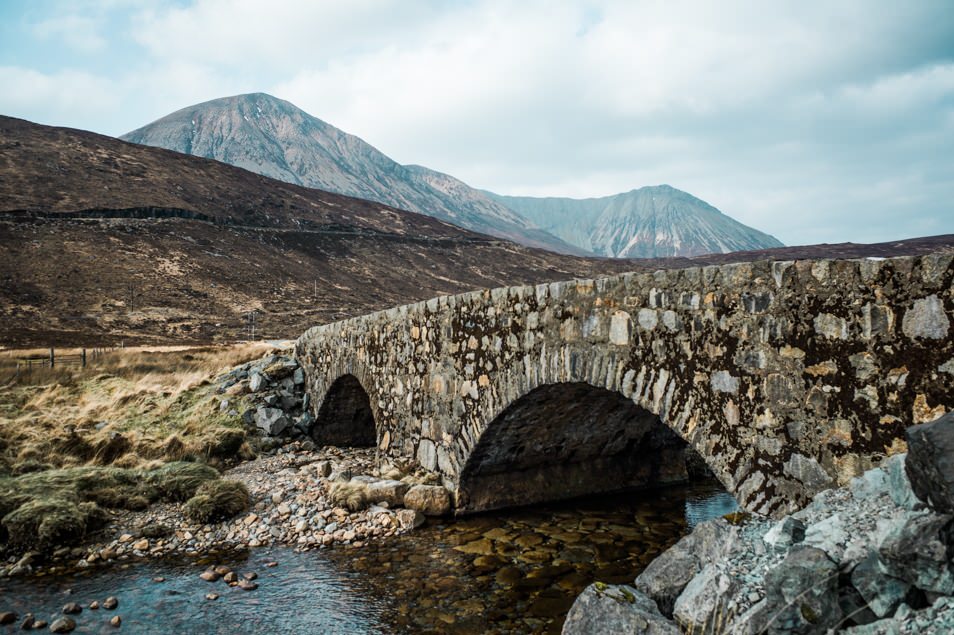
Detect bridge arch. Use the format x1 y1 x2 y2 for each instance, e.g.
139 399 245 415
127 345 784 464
310 373 376 447
297 252 954 517
455 381 700 513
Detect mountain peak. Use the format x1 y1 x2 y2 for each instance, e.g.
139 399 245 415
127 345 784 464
122 95 781 259
121 96 586 255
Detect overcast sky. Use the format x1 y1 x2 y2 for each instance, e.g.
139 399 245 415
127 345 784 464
1 1 952 246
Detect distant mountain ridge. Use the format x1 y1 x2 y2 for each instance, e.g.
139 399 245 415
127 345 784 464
488 186 785 258
121 93 584 255
121 92 784 258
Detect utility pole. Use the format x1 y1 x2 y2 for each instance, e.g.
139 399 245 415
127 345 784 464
245 311 257 341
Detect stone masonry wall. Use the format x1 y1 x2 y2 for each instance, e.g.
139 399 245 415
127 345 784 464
295 251 954 517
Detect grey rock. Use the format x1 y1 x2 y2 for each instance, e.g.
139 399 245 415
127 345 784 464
395 508 425 530
635 518 739 616
249 373 266 393
842 618 902 635
761 545 842 634
672 563 740 633
901 294 950 340
634 540 699 616
49 617 77 633
293 367 305 385
851 467 889 500
803 513 849 562
852 553 911 618
905 413 954 513
255 407 290 436
763 517 806 552
784 453 835 494
726 599 774 635
281 395 301 410
294 412 314 435
884 454 923 510
562 583 679 635
876 510 954 594
313 460 332 477
366 479 410 507
403 484 452 516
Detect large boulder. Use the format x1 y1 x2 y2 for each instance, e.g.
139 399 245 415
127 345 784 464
634 518 740 616
672 563 740 633
884 454 923 511
851 553 912 618
905 412 954 513
562 583 679 635
254 407 290 436
876 510 954 594
367 480 410 507
761 545 842 634
403 485 451 516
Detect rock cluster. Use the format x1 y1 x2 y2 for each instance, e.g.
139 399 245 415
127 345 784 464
564 414 954 634
1 444 449 577
216 354 312 438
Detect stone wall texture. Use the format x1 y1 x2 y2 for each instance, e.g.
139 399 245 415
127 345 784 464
296 251 954 517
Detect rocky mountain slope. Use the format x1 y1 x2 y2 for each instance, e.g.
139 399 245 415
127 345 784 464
121 93 783 260
488 185 785 258
120 93 584 255
0 115 638 346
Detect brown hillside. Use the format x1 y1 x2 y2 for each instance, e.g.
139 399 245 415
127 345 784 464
1 115 952 347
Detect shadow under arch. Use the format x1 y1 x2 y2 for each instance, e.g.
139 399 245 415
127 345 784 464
456 382 714 513
311 374 376 447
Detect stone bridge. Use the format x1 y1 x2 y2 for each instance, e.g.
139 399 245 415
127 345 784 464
295 252 954 517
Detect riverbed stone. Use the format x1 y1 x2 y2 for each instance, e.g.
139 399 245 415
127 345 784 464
672 563 740 633
0 612 15 626
905 412 954 513
562 583 679 635
404 485 451 516
634 518 739 616
49 617 76 633
852 553 912 618
762 546 842 634
763 517 806 552
396 508 425 529
876 510 954 594
366 479 410 507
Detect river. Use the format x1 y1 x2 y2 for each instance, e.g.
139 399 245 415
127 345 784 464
2 483 736 634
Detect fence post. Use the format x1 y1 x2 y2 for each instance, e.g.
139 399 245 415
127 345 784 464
82 349 87 367
49 347 55 368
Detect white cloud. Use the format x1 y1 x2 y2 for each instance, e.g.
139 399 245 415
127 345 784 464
32 14 107 53
2 0 952 245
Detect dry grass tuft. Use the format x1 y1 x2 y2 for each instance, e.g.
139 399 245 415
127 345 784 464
328 481 372 512
184 479 250 523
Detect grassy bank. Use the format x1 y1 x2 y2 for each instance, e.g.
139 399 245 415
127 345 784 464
0 343 272 553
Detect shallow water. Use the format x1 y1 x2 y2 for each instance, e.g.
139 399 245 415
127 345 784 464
2 482 736 634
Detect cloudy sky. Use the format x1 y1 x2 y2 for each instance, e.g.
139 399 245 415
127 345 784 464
1 1 952 246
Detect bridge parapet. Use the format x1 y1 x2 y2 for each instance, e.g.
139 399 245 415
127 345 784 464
296 251 953 516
